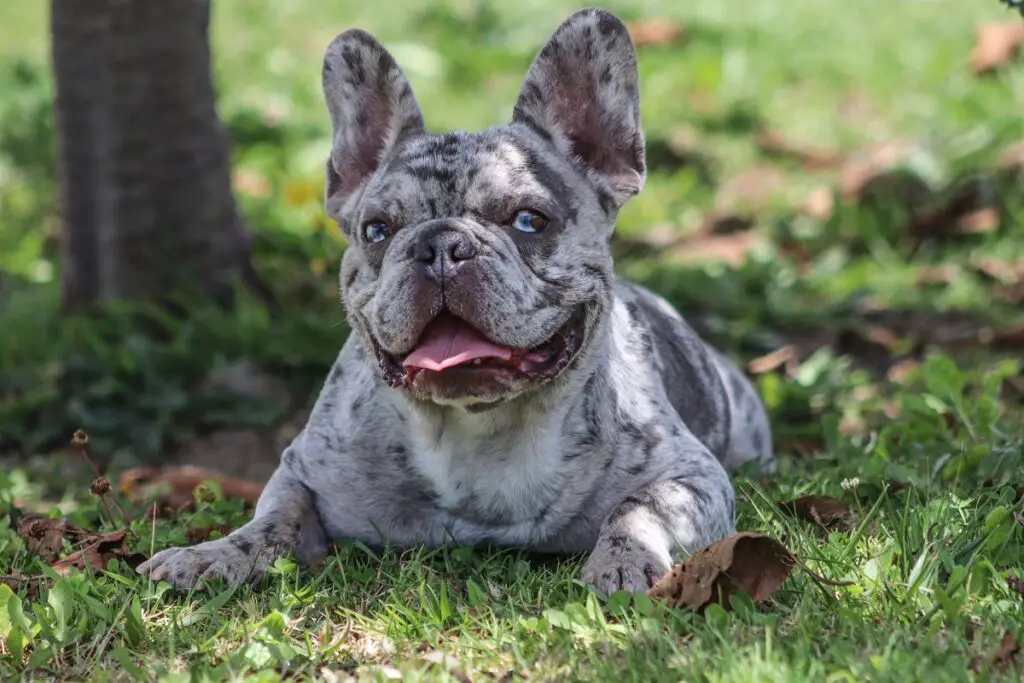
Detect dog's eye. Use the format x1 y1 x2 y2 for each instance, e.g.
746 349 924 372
511 210 549 234
363 221 391 244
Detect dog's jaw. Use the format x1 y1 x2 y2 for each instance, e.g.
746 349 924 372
364 303 593 409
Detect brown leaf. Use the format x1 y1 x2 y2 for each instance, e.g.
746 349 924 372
755 129 845 169
0 569 42 601
916 265 960 286
988 326 1024 351
839 140 915 201
15 514 86 564
747 345 798 376
715 166 786 215
625 18 684 47
50 529 147 577
669 230 767 267
777 496 851 530
1008 575 1024 598
955 208 1000 234
0 569 27 592
992 631 1021 667
801 186 835 222
232 169 271 199
119 465 264 508
970 21 1024 75
647 532 795 612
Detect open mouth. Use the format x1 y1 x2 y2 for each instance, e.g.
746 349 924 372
373 308 586 391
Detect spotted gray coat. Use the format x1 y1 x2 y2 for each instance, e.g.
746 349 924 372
137 8 775 596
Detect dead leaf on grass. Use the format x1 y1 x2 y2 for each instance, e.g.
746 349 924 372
647 532 795 612
970 21 1024 75
915 265 961 286
887 358 920 384
777 496 851 530
715 166 786 215
992 631 1021 667
801 186 835 222
755 129 845 169
0 569 42 601
669 230 768 267
747 345 798 376
50 529 147 577
839 140 914 201
119 465 265 509
625 18 685 47
988 326 1024 351
16 514 86 563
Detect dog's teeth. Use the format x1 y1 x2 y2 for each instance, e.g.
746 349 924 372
473 358 482 365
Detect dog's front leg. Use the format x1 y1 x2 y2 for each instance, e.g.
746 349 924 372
581 458 735 595
137 448 322 591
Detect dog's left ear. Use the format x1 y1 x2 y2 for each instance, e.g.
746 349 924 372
512 9 645 210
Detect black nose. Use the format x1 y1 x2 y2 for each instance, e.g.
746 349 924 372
410 222 477 280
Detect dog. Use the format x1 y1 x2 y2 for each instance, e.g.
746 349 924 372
137 7 775 597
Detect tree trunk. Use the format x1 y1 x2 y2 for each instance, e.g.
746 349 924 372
51 0 250 311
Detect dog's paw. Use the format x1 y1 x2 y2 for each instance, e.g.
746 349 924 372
580 535 671 596
136 539 261 591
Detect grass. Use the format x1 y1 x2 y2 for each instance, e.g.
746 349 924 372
1 0 1023 680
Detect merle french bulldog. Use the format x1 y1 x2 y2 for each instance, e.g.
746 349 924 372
137 7 774 596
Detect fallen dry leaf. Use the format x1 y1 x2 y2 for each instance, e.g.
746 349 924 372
16 514 85 564
647 532 795 612
887 358 920 384
801 186 836 222
0 569 42 601
119 465 265 509
0 568 27 592
970 21 1024 75
916 265 961 286
625 18 684 47
988 326 1024 351
747 345 798 376
992 631 1021 667
839 140 914 201
669 230 768 267
50 529 147 577
232 169 271 199
715 166 786 215
777 496 851 530
755 129 845 169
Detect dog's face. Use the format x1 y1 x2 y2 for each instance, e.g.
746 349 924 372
321 9 646 407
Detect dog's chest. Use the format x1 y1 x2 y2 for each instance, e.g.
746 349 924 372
407 421 568 525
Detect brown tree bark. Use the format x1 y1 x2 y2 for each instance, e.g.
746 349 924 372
51 0 251 311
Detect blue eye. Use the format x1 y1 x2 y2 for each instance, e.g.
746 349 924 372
512 209 550 234
363 221 391 244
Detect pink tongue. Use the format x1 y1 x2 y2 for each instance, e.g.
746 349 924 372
402 316 514 372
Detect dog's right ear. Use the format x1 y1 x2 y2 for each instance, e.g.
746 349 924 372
322 30 425 224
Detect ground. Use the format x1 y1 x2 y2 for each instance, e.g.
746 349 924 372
0 0 1023 681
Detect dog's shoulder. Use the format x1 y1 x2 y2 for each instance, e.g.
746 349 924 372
609 279 731 458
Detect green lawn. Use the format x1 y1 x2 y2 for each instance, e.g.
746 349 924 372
1 0 1023 681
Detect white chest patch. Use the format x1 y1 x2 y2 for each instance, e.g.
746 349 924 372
406 414 567 524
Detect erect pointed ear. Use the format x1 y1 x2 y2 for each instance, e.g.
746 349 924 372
512 9 645 210
321 29 425 220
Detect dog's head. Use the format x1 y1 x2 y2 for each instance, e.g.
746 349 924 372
322 8 645 407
